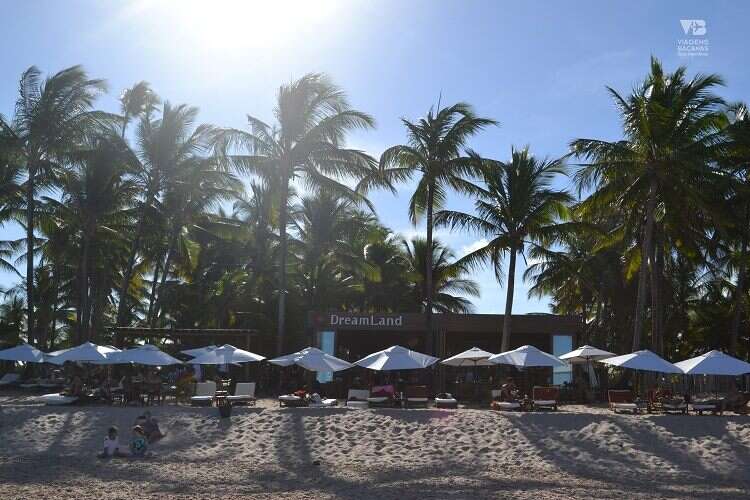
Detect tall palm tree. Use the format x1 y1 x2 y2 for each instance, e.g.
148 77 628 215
571 57 727 352
375 102 496 353
216 73 376 355
0 65 107 344
399 237 479 314
435 146 571 351
119 81 159 138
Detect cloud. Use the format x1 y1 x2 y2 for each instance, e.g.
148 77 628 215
460 238 489 257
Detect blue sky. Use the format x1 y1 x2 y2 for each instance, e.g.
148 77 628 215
1 0 748 314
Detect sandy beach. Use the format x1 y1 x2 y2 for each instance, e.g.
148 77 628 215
1 398 749 499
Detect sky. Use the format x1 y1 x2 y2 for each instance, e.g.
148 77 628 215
1 0 749 314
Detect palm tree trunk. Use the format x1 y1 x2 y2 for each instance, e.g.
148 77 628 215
425 182 435 355
649 238 664 355
501 245 517 352
146 252 164 327
729 206 750 353
632 176 658 351
25 167 36 345
78 232 91 342
154 225 179 325
276 170 290 356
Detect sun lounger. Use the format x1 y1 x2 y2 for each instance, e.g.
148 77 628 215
278 394 307 407
345 389 370 409
190 381 216 406
226 382 256 406
490 389 521 411
434 392 458 409
690 402 722 415
36 392 78 406
608 390 640 414
404 385 429 408
308 393 338 408
0 373 21 386
368 385 396 408
532 386 560 411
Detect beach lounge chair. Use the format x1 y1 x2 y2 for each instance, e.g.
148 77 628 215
308 393 338 408
227 382 256 406
690 401 722 415
532 386 559 411
345 389 370 409
190 381 216 406
368 384 396 407
490 389 521 411
434 392 458 409
278 394 308 407
36 392 78 406
608 390 640 414
404 385 430 408
0 373 21 386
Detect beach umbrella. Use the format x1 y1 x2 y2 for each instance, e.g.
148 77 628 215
355 345 439 371
188 344 265 365
441 347 495 367
674 350 750 376
559 345 616 363
107 344 183 366
180 345 218 358
269 347 353 372
0 343 46 363
489 345 567 368
46 342 120 365
598 349 682 374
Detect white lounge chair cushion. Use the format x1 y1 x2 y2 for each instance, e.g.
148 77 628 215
226 395 255 401
191 395 213 402
435 398 457 404
534 400 557 406
37 393 77 405
407 397 429 402
494 402 521 410
663 402 687 409
612 403 638 410
691 404 716 410
194 382 217 397
279 395 303 402
309 399 338 407
367 396 388 403
346 400 368 409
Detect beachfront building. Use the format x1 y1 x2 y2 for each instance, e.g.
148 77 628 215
307 312 582 396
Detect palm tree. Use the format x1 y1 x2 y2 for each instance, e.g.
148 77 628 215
399 237 479 314
119 81 159 138
435 146 571 351
0 65 107 344
375 102 496 353
571 57 727 352
216 73 376 355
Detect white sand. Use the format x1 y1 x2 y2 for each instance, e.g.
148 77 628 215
1 398 749 499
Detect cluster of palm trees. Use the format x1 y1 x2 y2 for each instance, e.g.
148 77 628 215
1 57 749 360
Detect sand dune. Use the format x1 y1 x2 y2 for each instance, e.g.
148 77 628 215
1 400 749 499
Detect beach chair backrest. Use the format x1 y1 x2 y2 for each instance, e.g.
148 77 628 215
234 382 255 398
195 381 216 397
406 385 428 398
491 389 502 400
347 389 370 401
533 386 559 401
371 385 395 397
608 389 633 404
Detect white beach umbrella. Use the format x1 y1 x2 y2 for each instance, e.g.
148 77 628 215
489 345 567 368
107 344 183 366
269 347 353 372
598 349 683 374
46 342 120 365
674 350 750 376
188 344 265 365
559 345 616 363
180 345 218 358
0 343 46 363
441 347 495 367
355 345 439 371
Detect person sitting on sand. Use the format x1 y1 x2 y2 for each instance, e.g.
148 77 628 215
129 425 151 458
135 411 165 443
97 426 125 458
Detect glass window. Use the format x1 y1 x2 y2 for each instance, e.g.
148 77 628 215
552 335 573 385
316 330 335 384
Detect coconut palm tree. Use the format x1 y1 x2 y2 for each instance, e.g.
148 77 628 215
119 81 159 138
399 237 479 314
374 102 496 353
0 65 107 344
571 57 727 351
215 73 376 355
435 146 571 351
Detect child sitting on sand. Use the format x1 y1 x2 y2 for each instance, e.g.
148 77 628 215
97 426 125 458
129 425 152 458
135 411 165 443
